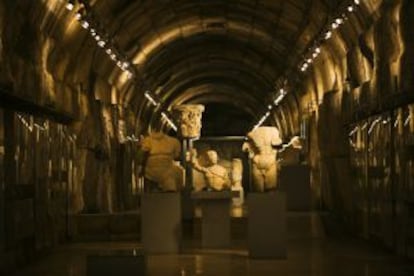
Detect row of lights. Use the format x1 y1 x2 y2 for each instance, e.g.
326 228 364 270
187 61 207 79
161 112 178 132
348 113 412 137
252 0 361 131
124 134 140 142
251 88 287 131
64 0 134 79
143 91 178 130
299 0 360 73
63 0 177 131
17 113 49 132
17 113 78 143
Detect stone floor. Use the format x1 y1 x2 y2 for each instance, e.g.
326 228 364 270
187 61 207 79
8 212 414 276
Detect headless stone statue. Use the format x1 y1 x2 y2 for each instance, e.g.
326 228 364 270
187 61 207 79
243 126 282 192
243 127 303 192
192 150 230 191
140 131 184 192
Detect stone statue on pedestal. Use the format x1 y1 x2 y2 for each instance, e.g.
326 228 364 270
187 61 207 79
243 127 303 192
139 131 184 192
192 150 230 191
242 126 282 192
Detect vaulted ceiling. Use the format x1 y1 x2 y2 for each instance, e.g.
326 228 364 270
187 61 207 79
37 0 377 135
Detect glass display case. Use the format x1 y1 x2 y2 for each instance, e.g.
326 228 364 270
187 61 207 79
400 104 414 257
349 119 369 237
1 111 75 250
349 103 414 256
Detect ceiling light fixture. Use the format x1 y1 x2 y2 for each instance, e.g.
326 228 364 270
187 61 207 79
65 1 75 11
61 0 177 132
250 0 361 131
81 20 89 29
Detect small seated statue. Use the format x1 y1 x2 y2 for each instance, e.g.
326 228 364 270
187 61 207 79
139 131 184 192
192 150 230 191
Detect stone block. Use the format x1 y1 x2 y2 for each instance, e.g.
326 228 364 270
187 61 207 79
248 192 286 259
141 193 181 253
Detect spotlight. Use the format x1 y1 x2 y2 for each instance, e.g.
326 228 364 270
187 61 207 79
324 30 332 40
335 18 344 25
74 6 86 21
144 91 159 106
161 112 178 131
347 5 354 12
404 115 411 126
273 92 285 105
65 1 74 11
354 0 360 5
97 40 106 47
81 20 89 29
331 22 338 29
75 11 82 20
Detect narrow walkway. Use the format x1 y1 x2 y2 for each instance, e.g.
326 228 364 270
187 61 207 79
8 212 414 276
9 238 414 276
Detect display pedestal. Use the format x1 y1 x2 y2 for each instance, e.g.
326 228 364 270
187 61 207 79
86 250 145 276
141 193 181 253
279 165 310 211
192 191 232 248
248 192 286 259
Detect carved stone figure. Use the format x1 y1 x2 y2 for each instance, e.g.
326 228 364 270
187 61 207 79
192 150 230 191
242 126 283 192
231 158 244 206
173 104 205 138
140 131 184 192
243 128 303 192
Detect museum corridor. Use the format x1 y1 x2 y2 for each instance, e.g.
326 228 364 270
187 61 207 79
1 0 414 275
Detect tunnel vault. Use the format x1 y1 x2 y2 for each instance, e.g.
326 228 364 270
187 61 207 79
2 1 414 271
1 0 361 136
